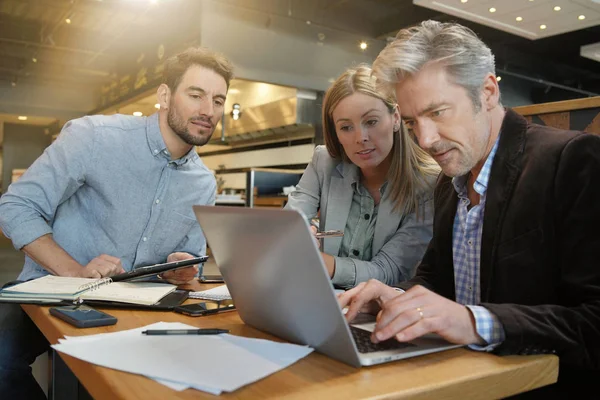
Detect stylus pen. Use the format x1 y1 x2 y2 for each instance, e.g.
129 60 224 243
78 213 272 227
141 329 229 335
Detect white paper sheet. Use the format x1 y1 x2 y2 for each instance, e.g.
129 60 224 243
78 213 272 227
52 322 313 394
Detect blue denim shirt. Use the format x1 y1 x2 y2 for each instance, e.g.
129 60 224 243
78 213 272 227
0 113 216 281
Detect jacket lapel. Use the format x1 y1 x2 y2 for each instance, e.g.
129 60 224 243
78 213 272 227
479 109 527 302
433 176 459 300
323 162 355 255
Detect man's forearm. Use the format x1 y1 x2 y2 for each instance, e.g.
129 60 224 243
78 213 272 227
21 234 83 277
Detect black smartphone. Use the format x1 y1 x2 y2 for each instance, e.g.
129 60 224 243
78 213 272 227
49 305 118 328
173 301 235 317
199 275 224 283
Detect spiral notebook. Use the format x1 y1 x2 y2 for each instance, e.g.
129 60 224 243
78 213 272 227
0 275 177 306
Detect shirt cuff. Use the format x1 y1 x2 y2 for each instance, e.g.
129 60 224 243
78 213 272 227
331 257 357 288
4 216 53 250
466 305 506 352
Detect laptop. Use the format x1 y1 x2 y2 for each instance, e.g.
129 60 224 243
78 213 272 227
193 205 460 367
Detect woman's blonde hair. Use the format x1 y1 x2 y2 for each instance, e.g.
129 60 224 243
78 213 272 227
323 64 440 215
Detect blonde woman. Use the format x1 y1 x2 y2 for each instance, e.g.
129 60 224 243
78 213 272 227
286 65 439 289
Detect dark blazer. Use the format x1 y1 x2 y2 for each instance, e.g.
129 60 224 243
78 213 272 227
402 109 600 397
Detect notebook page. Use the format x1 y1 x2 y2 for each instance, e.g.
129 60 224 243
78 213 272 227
189 285 231 301
81 282 177 305
1 276 99 298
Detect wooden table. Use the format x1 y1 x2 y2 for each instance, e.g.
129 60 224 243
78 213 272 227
23 283 558 399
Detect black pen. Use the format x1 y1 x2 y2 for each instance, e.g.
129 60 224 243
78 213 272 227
141 328 229 335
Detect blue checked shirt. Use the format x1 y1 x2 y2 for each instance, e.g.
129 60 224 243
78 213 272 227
452 137 506 351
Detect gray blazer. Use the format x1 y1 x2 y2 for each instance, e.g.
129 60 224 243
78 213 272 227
285 145 434 287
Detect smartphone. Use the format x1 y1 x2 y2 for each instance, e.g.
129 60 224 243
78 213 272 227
173 301 235 317
199 275 224 283
315 230 344 238
49 305 117 328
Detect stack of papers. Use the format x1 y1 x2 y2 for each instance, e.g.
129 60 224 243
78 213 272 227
189 284 231 301
52 322 313 394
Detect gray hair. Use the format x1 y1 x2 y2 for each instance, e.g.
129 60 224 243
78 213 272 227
372 20 496 111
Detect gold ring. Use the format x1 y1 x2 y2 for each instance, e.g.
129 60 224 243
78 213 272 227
416 307 424 319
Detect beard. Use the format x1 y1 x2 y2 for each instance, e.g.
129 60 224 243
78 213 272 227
167 106 215 147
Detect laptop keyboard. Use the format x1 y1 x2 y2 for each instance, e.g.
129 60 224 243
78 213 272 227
350 326 415 354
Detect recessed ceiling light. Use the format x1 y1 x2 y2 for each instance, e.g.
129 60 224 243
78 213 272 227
516 16 523 22
154 103 160 109
497 76 502 82
18 116 28 121
359 41 368 50
460 0 468 3
228 88 240 94
65 18 71 24
553 6 561 11
133 111 143 116
578 15 586 20
489 7 496 13
540 24 547 30
306 20 311 25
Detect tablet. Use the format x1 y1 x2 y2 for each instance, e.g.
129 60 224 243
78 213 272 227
110 256 209 282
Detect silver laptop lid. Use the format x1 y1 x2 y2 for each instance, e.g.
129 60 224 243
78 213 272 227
193 205 362 367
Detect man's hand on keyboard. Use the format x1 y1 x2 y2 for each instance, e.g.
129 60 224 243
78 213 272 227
339 280 483 346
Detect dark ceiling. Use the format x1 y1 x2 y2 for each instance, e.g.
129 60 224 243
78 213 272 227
0 0 598 105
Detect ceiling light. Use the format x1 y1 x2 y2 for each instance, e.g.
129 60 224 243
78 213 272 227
133 111 143 116
65 18 71 24
578 15 586 20
496 76 502 82
540 24 547 30
10 80 16 87
32 57 37 63
460 0 468 3
553 6 561 11
228 88 240 94
306 20 311 25
154 103 160 109
489 7 496 13
18 116 28 121
359 41 368 50
516 16 523 22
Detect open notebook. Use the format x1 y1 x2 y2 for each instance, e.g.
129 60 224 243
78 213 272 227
0 275 177 306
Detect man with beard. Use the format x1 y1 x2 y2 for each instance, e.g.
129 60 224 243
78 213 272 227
0 47 232 399
339 21 600 397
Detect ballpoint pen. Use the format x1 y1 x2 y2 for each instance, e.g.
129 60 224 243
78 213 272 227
141 328 229 335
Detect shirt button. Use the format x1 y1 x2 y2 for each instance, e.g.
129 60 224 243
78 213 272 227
364 214 370 220
468 240 473 246
468 286 472 291
142 237 148 242
352 249 360 256
153 149 159 154
155 199 160 204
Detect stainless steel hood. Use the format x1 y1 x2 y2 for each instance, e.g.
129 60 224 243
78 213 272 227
210 90 320 147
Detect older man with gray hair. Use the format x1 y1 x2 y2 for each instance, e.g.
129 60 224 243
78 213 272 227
339 20 600 397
